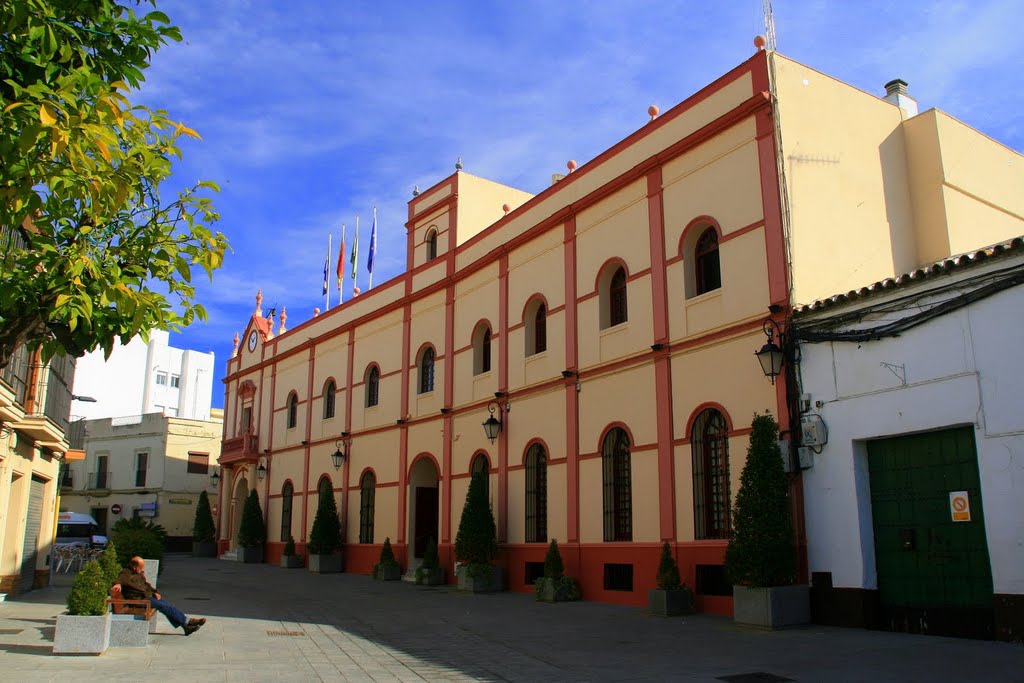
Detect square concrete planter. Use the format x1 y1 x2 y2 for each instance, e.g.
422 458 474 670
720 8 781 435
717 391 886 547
648 588 693 616
308 553 343 574
733 584 810 629
280 554 304 568
456 565 505 593
192 541 217 558
53 613 111 655
536 577 579 603
415 567 446 586
375 564 401 581
109 613 150 647
236 546 263 564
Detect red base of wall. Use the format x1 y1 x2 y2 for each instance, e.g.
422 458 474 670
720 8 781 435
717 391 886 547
219 538 733 615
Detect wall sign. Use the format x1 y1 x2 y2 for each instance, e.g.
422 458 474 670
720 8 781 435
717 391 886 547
949 491 971 522
111 503 122 515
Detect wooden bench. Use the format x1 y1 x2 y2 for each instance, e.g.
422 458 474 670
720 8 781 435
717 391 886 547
107 584 157 646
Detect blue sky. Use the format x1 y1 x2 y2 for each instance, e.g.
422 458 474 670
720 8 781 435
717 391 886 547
139 1 1022 408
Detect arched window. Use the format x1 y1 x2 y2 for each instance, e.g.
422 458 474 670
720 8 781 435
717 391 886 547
323 380 336 419
426 229 438 260
471 452 490 502
317 475 333 511
287 393 298 429
525 299 547 357
525 444 547 543
599 264 628 330
695 228 721 295
366 366 380 407
280 481 293 542
359 471 376 544
602 427 632 542
419 347 435 394
692 409 731 539
473 323 492 375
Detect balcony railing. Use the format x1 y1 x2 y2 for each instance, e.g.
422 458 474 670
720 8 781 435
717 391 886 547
221 432 260 464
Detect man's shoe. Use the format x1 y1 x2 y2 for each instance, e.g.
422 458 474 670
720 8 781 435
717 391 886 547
183 619 205 636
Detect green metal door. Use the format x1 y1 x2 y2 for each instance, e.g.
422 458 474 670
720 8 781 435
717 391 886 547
867 427 994 639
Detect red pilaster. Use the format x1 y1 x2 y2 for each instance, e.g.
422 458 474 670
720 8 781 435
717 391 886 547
342 329 355 540
563 217 580 543
442 284 455 543
399 303 411 544
300 345 314 541
497 253 509 543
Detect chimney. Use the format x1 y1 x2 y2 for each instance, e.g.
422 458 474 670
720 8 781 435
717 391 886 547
883 78 918 118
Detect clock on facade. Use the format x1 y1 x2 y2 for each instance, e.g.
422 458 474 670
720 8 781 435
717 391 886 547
248 330 258 352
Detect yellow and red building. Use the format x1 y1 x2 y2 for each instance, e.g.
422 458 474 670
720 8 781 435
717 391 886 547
217 48 1022 616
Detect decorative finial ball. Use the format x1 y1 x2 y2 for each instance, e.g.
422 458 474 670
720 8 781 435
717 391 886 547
567 160 577 172
754 35 767 50
353 286 361 296
502 203 510 214
313 307 320 316
648 104 659 120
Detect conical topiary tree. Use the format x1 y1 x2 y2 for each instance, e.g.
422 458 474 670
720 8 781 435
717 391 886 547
307 490 341 555
543 539 564 580
66 560 108 616
192 490 216 543
725 413 796 587
656 542 681 591
454 472 497 572
99 539 122 586
237 489 266 549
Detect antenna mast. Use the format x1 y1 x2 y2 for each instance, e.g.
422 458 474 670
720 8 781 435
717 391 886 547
762 0 777 51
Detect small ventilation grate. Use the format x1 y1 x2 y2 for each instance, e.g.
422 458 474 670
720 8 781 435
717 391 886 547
717 674 794 683
267 630 305 637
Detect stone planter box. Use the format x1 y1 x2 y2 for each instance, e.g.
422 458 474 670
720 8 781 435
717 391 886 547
536 577 578 603
236 547 263 564
648 588 693 616
456 565 505 593
109 613 153 647
192 541 217 558
375 564 401 581
308 553 343 574
415 567 446 586
53 613 111 655
280 554 304 568
733 584 810 629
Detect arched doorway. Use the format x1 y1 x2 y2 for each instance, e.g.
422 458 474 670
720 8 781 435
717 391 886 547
230 475 249 549
407 456 440 559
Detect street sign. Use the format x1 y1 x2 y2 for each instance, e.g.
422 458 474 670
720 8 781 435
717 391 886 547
140 502 157 510
111 504 122 515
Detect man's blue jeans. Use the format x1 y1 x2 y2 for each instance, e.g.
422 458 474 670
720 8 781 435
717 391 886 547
149 596 188 629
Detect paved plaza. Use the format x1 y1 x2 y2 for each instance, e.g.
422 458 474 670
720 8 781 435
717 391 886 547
0 555 1022 682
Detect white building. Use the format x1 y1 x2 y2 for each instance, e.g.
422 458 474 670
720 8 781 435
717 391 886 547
795 238 1024 641
71 330 215 421
61 411 223 549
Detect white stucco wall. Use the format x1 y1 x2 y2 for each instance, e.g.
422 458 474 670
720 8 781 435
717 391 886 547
798 266 1024 597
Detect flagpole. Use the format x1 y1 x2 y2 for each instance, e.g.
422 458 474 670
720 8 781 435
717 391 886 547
326 233 332 310
338 223 346 304
368 205 377 290
351 215 360 297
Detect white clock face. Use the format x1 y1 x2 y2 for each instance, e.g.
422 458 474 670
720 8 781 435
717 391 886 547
248 331 258 352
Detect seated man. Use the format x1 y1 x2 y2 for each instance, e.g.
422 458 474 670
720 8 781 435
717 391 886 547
114 556 206 636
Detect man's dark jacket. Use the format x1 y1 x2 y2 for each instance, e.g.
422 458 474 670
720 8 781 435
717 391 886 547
115 568 155 600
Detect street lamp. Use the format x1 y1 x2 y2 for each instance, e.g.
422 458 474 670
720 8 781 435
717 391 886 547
755 318 786 384
256 456 268 482
332 432 350 470
209 466 221 488
482 392 510 445
71 394 97 402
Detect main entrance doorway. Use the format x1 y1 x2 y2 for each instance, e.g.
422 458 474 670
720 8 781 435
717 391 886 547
867 427 994 639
